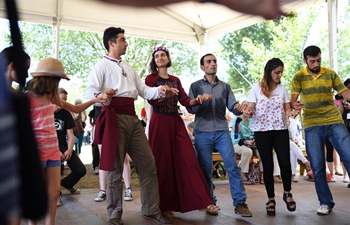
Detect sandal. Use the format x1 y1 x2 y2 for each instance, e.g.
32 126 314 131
206 204 220 215
162 211 174 218
265 200 276 216
283 193 296 212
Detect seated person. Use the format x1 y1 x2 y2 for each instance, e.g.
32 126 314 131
187 121 197 157
230 111 263 184
288 117 311 182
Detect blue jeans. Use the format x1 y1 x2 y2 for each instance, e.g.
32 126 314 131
194 130 247 206
305 124 350 208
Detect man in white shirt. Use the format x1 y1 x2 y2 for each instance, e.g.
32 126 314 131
85 27 176 225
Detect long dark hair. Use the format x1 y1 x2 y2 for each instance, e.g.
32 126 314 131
260 58 284 98
149 46 172 74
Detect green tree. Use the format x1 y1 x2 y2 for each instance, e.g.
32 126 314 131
316 0 350 81
219 22 273 91
219 3 322 92
4 22 198 95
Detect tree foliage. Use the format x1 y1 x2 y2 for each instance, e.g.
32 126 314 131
4 22 198 92
316 0 350 81
219 4 322 92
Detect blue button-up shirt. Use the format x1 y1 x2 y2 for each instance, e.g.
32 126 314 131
187 76 241 132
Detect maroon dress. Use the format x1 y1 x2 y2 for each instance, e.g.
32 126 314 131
145 74 212 213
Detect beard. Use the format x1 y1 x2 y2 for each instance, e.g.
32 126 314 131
308 66 320 74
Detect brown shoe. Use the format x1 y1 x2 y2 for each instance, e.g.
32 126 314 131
235 203 253 217
142 213 172 224
109 218 123 225
162 211 174 218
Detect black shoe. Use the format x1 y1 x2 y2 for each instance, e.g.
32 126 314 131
283 193 296 212
266 200 276 216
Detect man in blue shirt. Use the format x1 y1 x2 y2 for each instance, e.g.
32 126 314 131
187 53 252 217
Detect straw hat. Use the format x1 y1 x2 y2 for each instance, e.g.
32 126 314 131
31 57 70 80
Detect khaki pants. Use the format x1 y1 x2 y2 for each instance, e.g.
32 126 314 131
107 114 160 219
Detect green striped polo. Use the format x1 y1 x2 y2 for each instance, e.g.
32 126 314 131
291 67 346 129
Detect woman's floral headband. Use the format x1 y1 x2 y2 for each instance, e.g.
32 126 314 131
152 46 169 55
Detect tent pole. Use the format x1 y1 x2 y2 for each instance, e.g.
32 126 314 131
328 0 338 73
52 0 61 59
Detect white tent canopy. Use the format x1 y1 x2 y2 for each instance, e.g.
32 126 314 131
0 0 317 44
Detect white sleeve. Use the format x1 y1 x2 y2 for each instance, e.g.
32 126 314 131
246 83 258 103
134 71 160 100
85 64 104 106
283 85 290 103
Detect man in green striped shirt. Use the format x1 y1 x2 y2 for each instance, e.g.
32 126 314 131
291 45 350 216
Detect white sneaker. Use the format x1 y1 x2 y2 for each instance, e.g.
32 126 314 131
94 190 106 202
124 187 133 201
317 205 332 215
94 168 99 175
57 195 63 207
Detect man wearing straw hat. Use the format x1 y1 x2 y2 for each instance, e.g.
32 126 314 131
85 27 177 225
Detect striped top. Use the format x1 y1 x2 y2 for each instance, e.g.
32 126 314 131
27 93 60 162
291 67 346 129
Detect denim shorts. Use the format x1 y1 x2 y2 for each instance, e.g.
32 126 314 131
41 160 61 168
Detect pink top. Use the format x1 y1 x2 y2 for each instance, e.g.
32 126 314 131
27 93 60 162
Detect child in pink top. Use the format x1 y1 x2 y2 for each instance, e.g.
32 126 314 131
25 58 113 225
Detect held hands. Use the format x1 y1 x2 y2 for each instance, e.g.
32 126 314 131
234 101 245 112
292 100 304 111
234 101 253 117
289 100 304 118
104 88 118 98
96 88 118 104
194 94 213 105
159 85 179 98
287 109 301 119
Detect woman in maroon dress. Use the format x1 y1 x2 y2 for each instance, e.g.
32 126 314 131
145 46 219 218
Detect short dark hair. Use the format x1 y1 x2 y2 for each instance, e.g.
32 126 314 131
200 53 214 66
303 45 321 60
58 87 68 95
103 27 125 51
344 78 350 87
